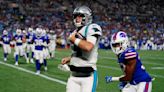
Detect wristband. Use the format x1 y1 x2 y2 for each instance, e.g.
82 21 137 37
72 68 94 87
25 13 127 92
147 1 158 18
74 38 81 46
112 77 120 81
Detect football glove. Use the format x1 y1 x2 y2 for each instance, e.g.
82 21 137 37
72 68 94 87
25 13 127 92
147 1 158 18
118 82 127 90
105 76 113 83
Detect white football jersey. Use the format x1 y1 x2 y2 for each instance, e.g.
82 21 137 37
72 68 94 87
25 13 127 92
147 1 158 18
70 23 102 70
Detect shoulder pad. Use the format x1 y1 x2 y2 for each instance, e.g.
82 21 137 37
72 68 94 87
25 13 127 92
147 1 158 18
124 48 137 59
87 23 102 36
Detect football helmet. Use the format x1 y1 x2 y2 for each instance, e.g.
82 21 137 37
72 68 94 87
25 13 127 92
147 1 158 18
35 28 42 38
73 6 92 27
16 29 22 35
28 27 33 34
110 31 129 55
3 30 8 35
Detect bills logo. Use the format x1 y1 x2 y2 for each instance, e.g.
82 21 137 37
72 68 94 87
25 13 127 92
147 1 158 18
120 33 126 38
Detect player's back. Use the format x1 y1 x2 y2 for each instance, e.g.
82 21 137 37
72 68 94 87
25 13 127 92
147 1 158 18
118 47 152 85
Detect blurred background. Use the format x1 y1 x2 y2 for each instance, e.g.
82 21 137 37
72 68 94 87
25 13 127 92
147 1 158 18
0 0 163 50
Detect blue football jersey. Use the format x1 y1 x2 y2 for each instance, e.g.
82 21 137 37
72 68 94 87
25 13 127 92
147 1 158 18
1 35 11 44
14 35 23 46
33 35 45 50
118 47 152 85
44 34 50 44
26 32 34 44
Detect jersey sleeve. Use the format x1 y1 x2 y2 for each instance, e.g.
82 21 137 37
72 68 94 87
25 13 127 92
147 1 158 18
86 24 102 45
124 48 137 60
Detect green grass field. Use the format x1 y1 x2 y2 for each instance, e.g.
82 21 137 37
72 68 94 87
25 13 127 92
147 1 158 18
0 47 164 92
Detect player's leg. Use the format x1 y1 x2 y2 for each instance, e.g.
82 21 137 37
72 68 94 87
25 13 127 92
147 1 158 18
5 45 11 61
20 45 28 63
137 82 152 92
66 76 80 92
81 71 98 92
30 44 34 63
14 46 19 65
34 51 41 74
122 83 136 92
3 44 8 61
43 48 48 71
26 44 30 63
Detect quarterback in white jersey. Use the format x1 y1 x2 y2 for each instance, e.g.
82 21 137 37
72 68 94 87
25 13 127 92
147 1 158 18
60 6 102 92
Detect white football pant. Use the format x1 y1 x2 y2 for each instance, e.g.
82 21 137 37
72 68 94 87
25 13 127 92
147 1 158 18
122 82 152 92
66 71 98 92
3 44 11 54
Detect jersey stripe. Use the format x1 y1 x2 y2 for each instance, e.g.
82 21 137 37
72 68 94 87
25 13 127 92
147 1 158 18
125 55 137 59
144 82 149 92
125 52 136 56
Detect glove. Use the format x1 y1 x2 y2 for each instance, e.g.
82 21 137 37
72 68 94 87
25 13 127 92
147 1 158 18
118 82 127 90
105 76 112 83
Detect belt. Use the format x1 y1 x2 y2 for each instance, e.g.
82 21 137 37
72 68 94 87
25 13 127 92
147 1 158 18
71 72 92 77
69 65 94 73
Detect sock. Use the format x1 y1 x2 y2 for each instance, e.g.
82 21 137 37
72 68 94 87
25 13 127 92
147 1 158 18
32 52 34 58
15 55 18 62
43 59 47 67
35 60 41 71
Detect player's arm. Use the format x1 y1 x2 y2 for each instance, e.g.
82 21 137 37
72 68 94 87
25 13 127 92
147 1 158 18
69 32 98 52
119 58 136 81
105 56 137 82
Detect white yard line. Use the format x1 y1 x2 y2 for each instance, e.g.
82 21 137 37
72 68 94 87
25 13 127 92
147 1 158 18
151 67 164 70
0 61 66 85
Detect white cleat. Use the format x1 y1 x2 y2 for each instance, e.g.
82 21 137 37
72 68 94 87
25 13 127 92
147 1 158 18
15 62 18 66
44 67 48 71
26 58 29 63
30 59 34 64
4 58 7 62
35 70 40 75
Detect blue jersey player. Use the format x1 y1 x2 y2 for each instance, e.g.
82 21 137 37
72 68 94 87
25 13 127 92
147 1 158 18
1 30 12 61
105 31 152 92
26 28 35 63
33 28 48 74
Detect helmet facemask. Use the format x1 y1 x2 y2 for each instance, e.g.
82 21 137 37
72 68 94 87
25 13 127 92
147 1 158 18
73 6 92 27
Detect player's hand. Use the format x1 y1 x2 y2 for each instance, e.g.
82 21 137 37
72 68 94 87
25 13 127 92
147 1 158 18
118 82 127 90
105 76 113 83
61 57 71 65
68 32 77 43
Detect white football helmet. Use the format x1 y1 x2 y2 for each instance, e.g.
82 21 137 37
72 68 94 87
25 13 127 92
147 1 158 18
73 6 92 27
28 27 33 34
3 30 8 35
16 29 22 35
110 31 129 55
35 28 42 38
22 30 26 35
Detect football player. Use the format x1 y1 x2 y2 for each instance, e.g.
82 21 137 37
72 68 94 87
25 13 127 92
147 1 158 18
105 31 152 92
42 29 50 71
48 30 56 58
13 29 26 65
1 30 12 62
60 6 102 92
26 27 35 63
33 28 48 74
